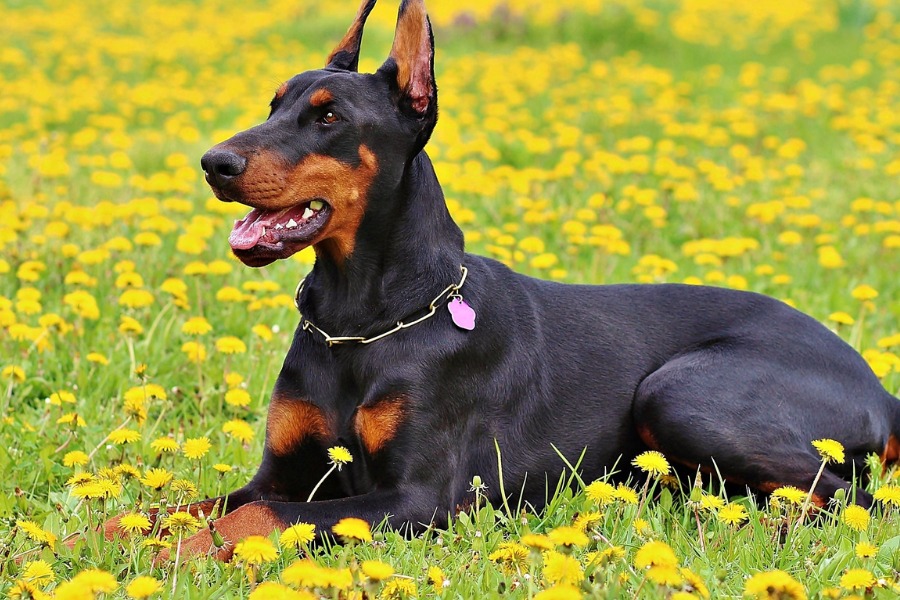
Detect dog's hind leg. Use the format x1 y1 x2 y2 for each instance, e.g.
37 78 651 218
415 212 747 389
632 345 885 507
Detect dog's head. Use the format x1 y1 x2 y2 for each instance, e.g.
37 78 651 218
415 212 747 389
201 0 437 267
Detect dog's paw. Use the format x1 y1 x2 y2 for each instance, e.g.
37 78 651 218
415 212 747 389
158 501 284 564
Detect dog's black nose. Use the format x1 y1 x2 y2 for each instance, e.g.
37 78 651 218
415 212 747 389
201 149 247 185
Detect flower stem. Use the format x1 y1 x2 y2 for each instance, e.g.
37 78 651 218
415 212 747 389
307 464 336 502
800 460 827 525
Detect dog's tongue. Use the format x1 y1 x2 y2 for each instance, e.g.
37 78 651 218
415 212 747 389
229 208 279 250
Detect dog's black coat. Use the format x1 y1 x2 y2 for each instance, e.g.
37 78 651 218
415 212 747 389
140 0 900 556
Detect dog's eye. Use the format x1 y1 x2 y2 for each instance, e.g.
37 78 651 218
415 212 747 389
318 111 339 125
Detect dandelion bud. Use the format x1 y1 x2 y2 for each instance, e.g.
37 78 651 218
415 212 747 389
209 521 225 548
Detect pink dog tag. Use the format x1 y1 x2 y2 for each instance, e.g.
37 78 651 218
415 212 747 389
448 298 476 331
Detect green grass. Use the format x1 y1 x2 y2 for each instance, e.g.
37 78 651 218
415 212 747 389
2 0 900 597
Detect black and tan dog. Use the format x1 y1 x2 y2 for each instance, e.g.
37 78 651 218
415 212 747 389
113 0 900 558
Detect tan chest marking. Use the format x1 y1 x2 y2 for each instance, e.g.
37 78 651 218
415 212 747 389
266 397 330 456
354 395 407 455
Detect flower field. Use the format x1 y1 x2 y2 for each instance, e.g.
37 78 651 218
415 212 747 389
3 0 900 597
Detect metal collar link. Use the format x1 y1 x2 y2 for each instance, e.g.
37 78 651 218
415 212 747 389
293 265 468 346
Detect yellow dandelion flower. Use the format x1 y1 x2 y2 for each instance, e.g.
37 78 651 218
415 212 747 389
108 429 141 444
171 479 198 500
252 324 274 341
489 542 530 573
548 525 588 548
225 388 252 407
181 341 207 363
63 450 89 467
584 545 625 567
381 579 417 599
812 439 845 464
86 352 109 365
150 437 179 454
321 567 353 590
161 512 201 536
182 436 211 460
840 568 875 590
57 413 87 427
249 582 313 600
585 480 617 504
873 484 900 507
828 312 855 325
181 316 212 336
16 520 56 549
427 566 447 594
213 463 233 473
542 550 583 585
118 288 155 309
614 484 639 504
327 446 353 466
72 482 106 500
718 502 749 526
681 567 710 598
855 541 878 558
850 285 878 301
744 570 806 599
772 486 807 506
140 467 174 490
521 533 554 551
647 565 683 585
282 559 330 588
21 559 54 585
332 517 372 542
48 390 76 405
699 493 726 511
2 365 26 382
224 372 244 388
280 522 316 549
216 336 247 354
223 419 255 443
118 513 152 535
635 540 679 570
632 518 650 535
69 569 118 594
572 511 603 532
119 316 144 335
842 505 870 531
67 472 94 487
361 560 394 581
126 576 162 599
141 538 172 551
632 450 671 476
233 535 279 565
534 585 582 600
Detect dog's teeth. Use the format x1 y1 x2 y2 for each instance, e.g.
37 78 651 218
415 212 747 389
302 207 314 220
287 219 298 228
275 223 284 230
310 200 324 211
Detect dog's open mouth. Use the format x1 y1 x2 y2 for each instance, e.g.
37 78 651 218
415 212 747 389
228 200 332 266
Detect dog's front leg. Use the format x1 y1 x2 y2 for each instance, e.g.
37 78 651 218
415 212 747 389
166 486 439 561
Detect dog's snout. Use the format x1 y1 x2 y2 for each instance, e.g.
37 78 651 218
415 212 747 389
201 148 247 185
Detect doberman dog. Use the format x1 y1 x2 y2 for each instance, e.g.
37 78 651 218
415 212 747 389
109 0 900 559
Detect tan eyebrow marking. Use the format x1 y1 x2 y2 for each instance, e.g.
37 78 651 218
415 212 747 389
310 88 333 107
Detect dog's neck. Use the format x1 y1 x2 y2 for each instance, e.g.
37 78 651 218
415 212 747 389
300 151 465 336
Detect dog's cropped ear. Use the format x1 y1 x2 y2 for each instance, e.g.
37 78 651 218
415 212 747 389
380 0 436 118
326 0 378 71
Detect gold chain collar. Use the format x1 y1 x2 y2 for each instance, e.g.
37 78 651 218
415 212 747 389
293 265 468 346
